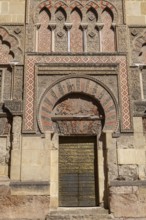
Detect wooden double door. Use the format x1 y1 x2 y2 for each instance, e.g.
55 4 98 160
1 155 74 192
59 136 99 207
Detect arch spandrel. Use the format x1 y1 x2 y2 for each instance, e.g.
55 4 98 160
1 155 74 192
38 76 119 134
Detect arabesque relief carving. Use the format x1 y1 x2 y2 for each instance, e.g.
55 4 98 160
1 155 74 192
52 94 104 135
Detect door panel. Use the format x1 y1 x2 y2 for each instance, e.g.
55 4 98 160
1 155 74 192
59 136 98 207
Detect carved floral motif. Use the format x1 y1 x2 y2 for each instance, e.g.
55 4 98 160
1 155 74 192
52 94 103 135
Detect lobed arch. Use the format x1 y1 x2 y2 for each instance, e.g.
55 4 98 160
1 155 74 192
33 0 118 24
87 7 98 22
33 0 52 24
70 7 83 52
55 6 67 20
39 6 51 19
71 6 83 20
0 27 18 49
0 27 22 63
38 6 51 52
133 31 146 63
85 0 118 23
133 32 146 52
38 75 119 134
0 36 14 60
139 42 146 63
102 6 114 22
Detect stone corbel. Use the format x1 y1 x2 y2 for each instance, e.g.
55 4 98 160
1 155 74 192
64 23 72 52
80 23 88 52
133 101 146 116
3 100 22 116
49 23 56 52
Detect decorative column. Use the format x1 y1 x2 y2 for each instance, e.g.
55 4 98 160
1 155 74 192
138 65 144 100
96 23 104 52
49 24 56 52
81 23 88 52
65 23 72 52
111 23 117 51
35 23 41 52
10 65 15 100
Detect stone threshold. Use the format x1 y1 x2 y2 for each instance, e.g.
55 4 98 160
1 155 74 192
46 207 112 220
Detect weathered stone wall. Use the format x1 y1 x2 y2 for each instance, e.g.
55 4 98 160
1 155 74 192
126 0 146 25
110 184 146 218
0 0 25 23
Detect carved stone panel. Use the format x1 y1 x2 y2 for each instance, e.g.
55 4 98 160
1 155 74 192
131 68 141 101
38 76 118 134
4 100 22 115
87 9 99 52
37 65 118 101
13 66 24 100
117 25 128 52
52 93 103 135
55 9 67 52
133 101 146 116
129 27 146 64
26 25 34 52
3 67 12 100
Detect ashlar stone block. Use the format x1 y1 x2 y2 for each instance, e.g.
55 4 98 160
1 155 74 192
118 149 146 165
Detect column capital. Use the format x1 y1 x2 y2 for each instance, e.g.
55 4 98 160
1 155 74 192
35 23 41 29
111 23 116 30
49 23 56 30
80 23 88 30
64 23 72 30
95 23 104 31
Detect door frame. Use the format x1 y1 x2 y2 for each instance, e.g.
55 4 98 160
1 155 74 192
58 135 99 207
48 132 106 210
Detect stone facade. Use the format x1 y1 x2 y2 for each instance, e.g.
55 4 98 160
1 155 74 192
0 0 25 23
0 0 146 219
